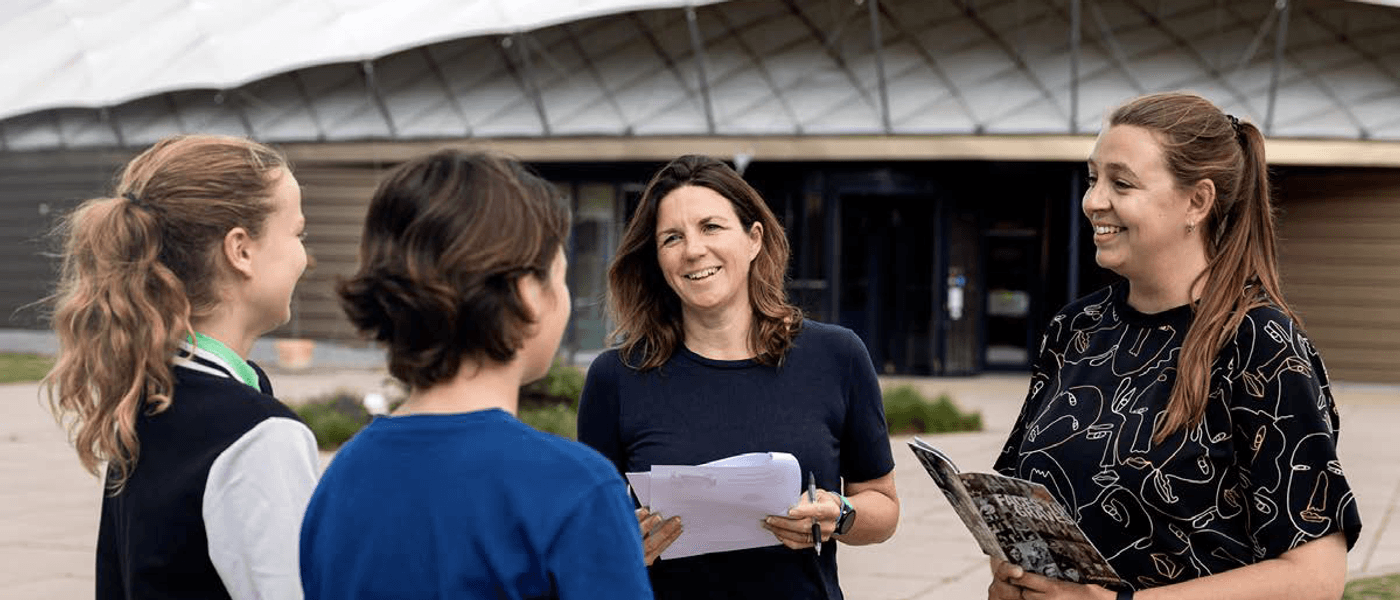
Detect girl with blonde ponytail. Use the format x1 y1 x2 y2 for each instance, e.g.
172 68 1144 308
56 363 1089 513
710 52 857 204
45 134 317 600
989 93 1360 600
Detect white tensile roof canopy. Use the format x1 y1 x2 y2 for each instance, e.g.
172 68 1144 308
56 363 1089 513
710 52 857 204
0 0 729 121
2 0 1398 147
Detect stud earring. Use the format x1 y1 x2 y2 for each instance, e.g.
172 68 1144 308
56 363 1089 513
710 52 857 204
1186 221 1196 233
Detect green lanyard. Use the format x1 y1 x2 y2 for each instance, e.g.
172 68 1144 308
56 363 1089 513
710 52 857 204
190 332 260 390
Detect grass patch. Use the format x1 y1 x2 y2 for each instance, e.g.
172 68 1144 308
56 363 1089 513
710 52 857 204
1346 572 1400 600
0 353 55 384
884 385 983 434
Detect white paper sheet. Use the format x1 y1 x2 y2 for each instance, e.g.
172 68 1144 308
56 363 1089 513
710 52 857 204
625 471 651 506
626 452 802 560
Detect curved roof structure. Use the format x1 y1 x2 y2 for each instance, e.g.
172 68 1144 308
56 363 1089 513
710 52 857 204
2 0 1398 151
0 0 728 119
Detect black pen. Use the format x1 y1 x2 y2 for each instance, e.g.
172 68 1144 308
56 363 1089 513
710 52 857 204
808 471 821 556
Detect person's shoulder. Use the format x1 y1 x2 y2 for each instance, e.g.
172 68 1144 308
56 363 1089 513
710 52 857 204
1240 303 1296 330
591 348 624 368
796 319 862 347
789 319 872 370
516 424 623 485
171 367 300 426
585 348 634 379
1233 303 1308 352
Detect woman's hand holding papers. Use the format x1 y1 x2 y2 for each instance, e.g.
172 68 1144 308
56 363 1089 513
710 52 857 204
762 489 840 550
636 507 683 566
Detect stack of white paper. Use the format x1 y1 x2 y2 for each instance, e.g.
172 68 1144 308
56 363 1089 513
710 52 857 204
627 452 802 560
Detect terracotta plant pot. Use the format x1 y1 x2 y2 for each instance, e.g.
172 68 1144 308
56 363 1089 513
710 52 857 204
274 338 316 371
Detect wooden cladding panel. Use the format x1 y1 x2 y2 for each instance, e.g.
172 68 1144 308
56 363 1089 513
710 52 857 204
270 162 389 341
1278 169 1400 384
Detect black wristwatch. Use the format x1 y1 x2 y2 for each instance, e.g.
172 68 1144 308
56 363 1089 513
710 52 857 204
833 493 857 536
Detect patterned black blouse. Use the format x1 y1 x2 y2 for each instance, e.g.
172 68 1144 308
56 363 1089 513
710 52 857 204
994 283 1362 591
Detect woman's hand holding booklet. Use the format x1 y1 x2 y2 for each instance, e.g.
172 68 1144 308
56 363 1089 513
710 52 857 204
906 437 1125 590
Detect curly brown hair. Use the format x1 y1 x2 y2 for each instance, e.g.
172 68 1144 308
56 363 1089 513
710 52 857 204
608 155 802 371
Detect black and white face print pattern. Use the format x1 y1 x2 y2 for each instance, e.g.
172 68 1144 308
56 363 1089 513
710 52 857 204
996 284 1360 590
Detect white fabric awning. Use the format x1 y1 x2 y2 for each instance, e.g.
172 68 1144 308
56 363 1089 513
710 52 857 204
0 0 727 121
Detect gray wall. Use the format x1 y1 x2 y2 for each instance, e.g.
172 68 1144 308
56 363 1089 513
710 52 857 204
0 150 133 329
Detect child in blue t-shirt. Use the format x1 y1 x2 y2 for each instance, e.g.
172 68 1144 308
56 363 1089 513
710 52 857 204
299 151 652 599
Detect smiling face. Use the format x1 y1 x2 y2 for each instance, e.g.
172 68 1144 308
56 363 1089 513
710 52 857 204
244 167 308 335
1084 125 1200 282
654 185 763 318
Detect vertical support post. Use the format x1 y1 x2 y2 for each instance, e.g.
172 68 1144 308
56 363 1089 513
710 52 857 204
290 71 330 142
1067 170 1082 303
869 0 892 134
52 111 69 150
1069 0 1082 134
1265 0 1291 135
685 5 717 134
825 183 841 329
362 60 399 138
513 35 552 136
101 107 126 148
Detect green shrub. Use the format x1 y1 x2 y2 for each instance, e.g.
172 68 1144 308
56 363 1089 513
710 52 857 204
294 389 372 450
518 403 579 439
884 385 982 435
524 360 586 408
294 361 587 449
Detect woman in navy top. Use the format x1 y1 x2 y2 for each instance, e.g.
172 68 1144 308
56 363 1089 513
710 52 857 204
578 155 900 599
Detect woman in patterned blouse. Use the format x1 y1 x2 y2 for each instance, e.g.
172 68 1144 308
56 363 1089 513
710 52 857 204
988 92 1362 600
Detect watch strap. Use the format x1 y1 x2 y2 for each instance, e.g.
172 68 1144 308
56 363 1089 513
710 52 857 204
834 493 856 535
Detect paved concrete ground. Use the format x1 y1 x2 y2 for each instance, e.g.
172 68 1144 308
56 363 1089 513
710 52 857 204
2 366 1397 599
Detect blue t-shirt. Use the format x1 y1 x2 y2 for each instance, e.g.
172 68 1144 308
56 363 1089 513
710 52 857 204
300 408 652 600
577 320 895 599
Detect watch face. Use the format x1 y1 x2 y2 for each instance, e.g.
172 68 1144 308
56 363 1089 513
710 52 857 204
835 497 856 535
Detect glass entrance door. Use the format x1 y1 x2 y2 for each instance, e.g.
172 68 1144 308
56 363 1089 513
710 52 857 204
837 195 936 374
983 232 1036 369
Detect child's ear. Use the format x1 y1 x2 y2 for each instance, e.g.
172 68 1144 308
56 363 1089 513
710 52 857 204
514 271 545 322
223 227 255 279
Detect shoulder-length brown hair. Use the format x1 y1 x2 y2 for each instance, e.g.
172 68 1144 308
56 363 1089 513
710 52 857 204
608 155 802 371
1110 92 1297 443
337 151 570 390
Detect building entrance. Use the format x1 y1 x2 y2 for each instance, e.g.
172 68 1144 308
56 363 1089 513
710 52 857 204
838 194 937 374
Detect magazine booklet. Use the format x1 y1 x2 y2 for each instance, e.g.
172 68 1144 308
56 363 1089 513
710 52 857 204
907 437 1125 589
